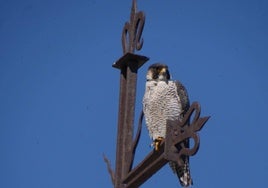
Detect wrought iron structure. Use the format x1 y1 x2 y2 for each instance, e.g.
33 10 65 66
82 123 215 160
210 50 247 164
104 1 210 187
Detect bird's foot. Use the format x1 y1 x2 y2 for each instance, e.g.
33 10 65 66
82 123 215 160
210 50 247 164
153 137 164 151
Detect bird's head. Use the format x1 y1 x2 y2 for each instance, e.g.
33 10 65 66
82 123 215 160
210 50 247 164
146 63 170 81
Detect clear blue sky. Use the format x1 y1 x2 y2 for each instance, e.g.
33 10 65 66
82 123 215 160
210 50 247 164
1 0 268 187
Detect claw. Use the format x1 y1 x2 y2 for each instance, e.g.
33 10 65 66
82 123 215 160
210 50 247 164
153 137 164 151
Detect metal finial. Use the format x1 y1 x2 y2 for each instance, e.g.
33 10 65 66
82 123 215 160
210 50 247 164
122 0 145 54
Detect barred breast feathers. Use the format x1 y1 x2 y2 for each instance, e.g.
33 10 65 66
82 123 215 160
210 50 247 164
143 80 185 140
143 74 192 187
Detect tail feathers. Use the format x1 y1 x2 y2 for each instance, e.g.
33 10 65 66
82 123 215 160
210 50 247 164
169 161 193 187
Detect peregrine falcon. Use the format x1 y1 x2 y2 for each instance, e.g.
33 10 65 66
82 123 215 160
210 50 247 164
143 63 193 187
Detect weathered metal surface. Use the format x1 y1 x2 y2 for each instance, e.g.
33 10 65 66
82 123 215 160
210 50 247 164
111 1 148 187
104 0 147 185
164 102 210 166
112 53 148 181
123 142 167 188
104 0 210 187
123 61 138 175
122 0 145 54
112 53 148 70
121 102 209 187
114 65 127 188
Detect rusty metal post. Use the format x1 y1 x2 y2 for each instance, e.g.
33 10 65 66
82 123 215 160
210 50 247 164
112 1 148 187
113 53 148 188
114 65 127 187
123 62 138 174
104 1 210 188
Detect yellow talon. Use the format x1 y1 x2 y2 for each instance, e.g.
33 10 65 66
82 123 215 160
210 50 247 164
153 137 164 151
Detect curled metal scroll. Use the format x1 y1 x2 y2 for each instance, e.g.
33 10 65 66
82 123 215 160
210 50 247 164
122 0 145 54
164 102 210 165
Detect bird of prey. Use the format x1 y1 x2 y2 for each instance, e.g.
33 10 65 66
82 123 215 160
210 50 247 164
143 63 193 187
